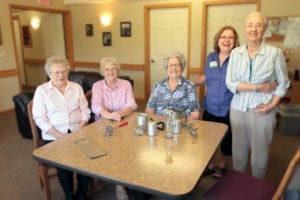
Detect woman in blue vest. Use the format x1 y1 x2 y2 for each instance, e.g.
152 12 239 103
195 25 239 178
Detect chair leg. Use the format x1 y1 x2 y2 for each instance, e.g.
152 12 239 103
42 165 52 200
38 171 44 189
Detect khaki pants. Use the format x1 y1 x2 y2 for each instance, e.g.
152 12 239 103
230 107 276 179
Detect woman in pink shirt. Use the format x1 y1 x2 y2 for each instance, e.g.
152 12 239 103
91 57 137 200
91 57 137 121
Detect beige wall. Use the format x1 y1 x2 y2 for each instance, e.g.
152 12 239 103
0 0 64 113
1 0 299 112
67 0 203 99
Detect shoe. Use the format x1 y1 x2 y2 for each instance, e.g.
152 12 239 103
212 167 227 179
203 167 215 176
115 185 129 200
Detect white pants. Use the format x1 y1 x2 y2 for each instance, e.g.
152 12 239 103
230 107 276 179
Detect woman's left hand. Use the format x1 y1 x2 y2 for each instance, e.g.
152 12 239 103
253 103 274 114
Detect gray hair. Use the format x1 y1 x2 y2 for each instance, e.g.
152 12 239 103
245 11 268 29
100 57 120 75
44 55 70 74
162 51 186 72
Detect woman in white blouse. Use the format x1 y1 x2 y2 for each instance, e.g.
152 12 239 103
32 55 90 200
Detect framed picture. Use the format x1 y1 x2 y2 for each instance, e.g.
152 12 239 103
22 26 32 47
85 24 93 37
0 25 2 45
102 32 112 46
120 21 131 37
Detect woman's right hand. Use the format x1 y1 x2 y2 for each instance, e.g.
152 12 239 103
194 74 206 86
110 112 122 121
258 81 278 93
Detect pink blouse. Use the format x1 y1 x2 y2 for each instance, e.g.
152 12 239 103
91 79 137 120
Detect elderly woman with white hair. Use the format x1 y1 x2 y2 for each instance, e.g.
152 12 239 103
91 57 137 200
91 57 137 122
226 11 290 179
32 55 91 200
145 51 200 120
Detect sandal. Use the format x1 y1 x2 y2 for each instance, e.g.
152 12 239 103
212 167 227 179
203 167 215 177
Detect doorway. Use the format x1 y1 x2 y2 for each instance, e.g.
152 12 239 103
9 4 74 92
199 1 258 100
144 3 191 100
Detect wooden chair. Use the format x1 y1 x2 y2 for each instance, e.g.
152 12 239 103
27 100 56 200
203 146 300 200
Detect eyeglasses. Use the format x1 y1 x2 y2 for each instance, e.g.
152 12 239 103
167 63 181 68
104 67 117 72
51 70 67 76
245 23 264 29
219 36 235 40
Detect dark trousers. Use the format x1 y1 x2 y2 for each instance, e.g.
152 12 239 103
44 140 90 200
126 188 153 200
56 168 90 200
202 110 232 156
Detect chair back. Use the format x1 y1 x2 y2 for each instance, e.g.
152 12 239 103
27 100 43 149
272 146 300 200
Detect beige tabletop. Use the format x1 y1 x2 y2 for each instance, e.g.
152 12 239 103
33 112 227 198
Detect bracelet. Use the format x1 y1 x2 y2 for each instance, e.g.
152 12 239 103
255 84 259 93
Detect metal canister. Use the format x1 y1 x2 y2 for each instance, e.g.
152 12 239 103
137 113 148 130
147 121 157 136
173 119 181 134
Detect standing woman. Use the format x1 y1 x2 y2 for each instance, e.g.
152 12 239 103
32 55 91 200
146 51 200 120
195 25 240 178
226 11 290 179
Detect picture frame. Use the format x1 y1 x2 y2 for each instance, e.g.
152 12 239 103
85 24 93 37
120 21 131 37
102 32 112 46
22 26 33 47
265 17 288 42
0 25 2 45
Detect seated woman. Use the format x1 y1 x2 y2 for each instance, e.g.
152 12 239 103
32 55 91 200
145 51 200 120
91 57 137 121
91 57 137 200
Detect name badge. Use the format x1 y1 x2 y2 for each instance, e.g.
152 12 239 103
209 61 218 68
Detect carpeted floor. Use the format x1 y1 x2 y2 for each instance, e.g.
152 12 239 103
0 103 299 200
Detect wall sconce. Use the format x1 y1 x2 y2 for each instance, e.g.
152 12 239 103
100 15 112 26
31 18 40 30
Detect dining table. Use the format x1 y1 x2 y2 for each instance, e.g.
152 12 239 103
33 112 228 199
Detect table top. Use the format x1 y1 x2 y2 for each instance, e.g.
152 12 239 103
33 112 227 198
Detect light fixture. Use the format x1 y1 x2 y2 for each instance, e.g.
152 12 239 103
100 14 111 26
31 18 40 30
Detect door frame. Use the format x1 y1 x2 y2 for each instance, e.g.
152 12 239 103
13 15 27 86
9 4 74 91
199 0 260 100
144 3 191 100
